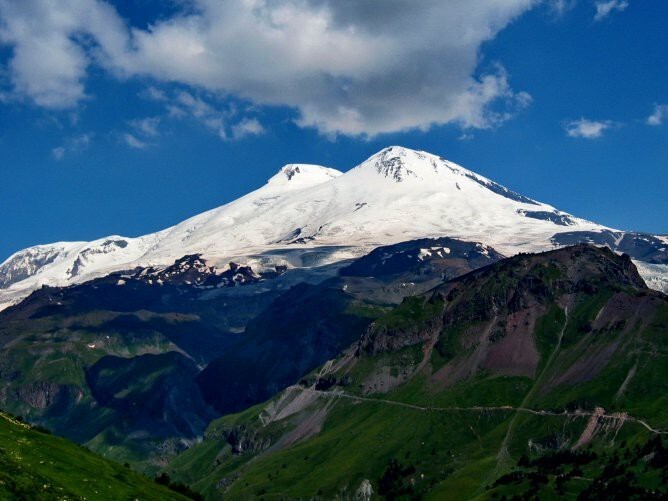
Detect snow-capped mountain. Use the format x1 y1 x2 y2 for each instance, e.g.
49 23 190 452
1 146 667 310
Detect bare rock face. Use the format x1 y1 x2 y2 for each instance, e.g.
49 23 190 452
357 303 444 356
15 382 83 410
132 254 266 288
0 247 61 287
221 425 273 455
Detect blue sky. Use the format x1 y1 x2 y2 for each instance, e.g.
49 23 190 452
0 0 666 261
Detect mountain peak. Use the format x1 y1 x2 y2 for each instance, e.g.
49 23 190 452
353 146 544 208
358 146 453 182
2 147 667 312
267 163 342 188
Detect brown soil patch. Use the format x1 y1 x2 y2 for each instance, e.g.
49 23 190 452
483 308 540 377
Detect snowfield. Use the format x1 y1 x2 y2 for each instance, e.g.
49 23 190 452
1 146 666 310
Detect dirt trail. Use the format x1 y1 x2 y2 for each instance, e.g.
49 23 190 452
293 386 666 435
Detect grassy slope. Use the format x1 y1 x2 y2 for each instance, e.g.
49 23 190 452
0 410 187 500
170 381 664 500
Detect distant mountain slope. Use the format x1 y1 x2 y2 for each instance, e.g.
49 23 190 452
0 410 188 500
0 237 500 471
2 146 666 310
167 245 668 499
196 237 505 416
0 258 285 472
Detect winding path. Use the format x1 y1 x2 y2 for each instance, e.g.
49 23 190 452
294 386 667 435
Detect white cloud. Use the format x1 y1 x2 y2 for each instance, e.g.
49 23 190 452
0 0 130 108
594 0 629 21
51 132 92 159
175 91 216 119
647 104 668 126
51 146 66 160
122 116 160 148
139 86 168 102
122 132 148 149
449 67 533 130
564 118 614 138
139 88 264 141
0 0 537 137
171 90 230 139
129 116 161 137
548 0 578 17
231 118 265 140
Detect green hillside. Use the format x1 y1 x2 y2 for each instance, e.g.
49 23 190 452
0 410 189 500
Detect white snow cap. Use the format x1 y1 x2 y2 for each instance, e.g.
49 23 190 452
267 164 342 189
355 146 471 183
1 145 666 310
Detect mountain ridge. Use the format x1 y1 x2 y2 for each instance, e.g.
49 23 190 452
2 145 667 311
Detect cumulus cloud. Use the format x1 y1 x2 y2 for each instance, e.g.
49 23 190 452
0 0 130 108
0 0 537 137
594 0 629 21
647 104 668 126
51 132 92 159
563 118 614 138
449 67 533 130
